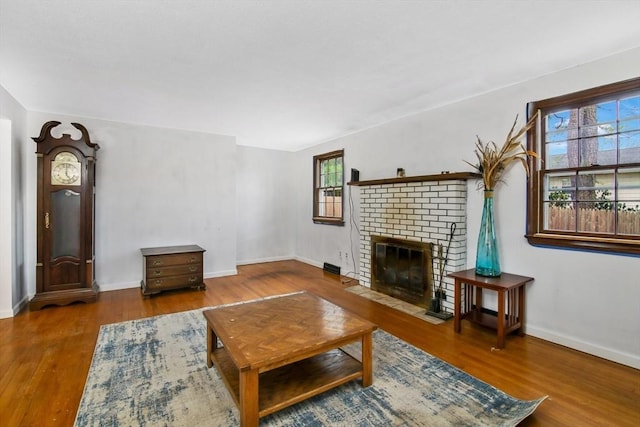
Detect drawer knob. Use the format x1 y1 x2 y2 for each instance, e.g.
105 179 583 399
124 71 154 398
152 260 162 266
153 270 162 275
189 276 197 283
189 266 197 272
154 279 163 285
190 257 197 262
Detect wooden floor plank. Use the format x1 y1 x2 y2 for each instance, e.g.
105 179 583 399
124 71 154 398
0 260 638 426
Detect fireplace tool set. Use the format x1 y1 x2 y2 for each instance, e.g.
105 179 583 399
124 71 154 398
426 222 456 320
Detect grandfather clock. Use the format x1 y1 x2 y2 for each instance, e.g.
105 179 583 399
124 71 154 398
30 121 99 310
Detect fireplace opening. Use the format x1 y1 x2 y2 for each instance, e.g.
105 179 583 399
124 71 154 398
371 236 433 308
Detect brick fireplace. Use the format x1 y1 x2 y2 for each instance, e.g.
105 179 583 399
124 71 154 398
350 172 478 314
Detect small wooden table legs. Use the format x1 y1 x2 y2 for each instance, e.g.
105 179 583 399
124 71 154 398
450 269 533 349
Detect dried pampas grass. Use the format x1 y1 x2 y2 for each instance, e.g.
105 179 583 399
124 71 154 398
465 113 539 191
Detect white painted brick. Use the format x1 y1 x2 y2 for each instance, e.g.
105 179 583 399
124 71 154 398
421 226 439 234
420 202 439 209
438 190 463 198
400 186 417 192
430 209 447 216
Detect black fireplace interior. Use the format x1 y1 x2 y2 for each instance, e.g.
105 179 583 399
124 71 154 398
371 236 433 308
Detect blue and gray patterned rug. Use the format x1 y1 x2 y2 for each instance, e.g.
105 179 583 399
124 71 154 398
75 307 545 426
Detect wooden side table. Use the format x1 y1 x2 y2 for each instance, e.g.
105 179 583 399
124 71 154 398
449 269 533 349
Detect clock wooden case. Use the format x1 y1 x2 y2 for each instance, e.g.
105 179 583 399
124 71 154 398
31 121 100 310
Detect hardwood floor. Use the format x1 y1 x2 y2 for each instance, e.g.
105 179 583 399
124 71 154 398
1 260 638 426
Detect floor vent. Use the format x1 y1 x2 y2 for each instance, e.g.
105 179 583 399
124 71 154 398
323 262 341 276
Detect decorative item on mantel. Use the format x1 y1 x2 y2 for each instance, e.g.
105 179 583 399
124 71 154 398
465 113 539 277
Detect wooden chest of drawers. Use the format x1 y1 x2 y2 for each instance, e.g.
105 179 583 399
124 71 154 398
140 245 205 296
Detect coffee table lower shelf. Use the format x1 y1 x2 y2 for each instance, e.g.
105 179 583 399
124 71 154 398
209 346 363 418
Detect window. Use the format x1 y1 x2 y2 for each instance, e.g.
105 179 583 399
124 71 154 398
313 149 344 225
526 77 640 255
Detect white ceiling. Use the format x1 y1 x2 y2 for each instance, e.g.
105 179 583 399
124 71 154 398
1 1 640 151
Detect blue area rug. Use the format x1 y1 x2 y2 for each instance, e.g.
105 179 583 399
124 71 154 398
75 307 545 426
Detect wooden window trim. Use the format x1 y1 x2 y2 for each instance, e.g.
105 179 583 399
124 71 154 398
313 149 344 225
526 77 640 256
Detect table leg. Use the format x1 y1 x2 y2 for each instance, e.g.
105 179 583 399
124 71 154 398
518 284 526 336
454 280 462 333
496 290 505 349
361 332 373 387
206 324 214 368
239 368 259 427
475 286 483 312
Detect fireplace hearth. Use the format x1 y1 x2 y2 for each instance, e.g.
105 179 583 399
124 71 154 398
371 236 433 308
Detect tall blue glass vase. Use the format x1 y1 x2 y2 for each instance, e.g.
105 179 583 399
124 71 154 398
475 190 501 277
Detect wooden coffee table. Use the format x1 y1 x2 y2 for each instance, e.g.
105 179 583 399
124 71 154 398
203 291 377 427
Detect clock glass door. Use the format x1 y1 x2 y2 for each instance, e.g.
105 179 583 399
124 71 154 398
47 189 82 288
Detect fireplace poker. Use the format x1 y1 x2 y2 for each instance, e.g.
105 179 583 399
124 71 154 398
436 222 456 299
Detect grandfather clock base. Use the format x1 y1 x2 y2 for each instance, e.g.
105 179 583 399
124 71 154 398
29 285 99 310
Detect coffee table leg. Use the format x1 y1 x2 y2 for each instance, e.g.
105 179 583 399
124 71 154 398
361 332 373 387
206 324 215 368
239 368 259 427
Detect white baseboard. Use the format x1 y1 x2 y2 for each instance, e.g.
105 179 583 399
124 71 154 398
527 325 640 369
99 269 238 293
0 295 29 318
294 256 323 269
236 255 292 266
12 295 28 316
204 269 237 278
98 280 141 292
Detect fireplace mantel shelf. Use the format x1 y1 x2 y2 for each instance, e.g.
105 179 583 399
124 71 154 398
348 171 481 187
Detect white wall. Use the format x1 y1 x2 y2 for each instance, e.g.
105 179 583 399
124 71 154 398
0 85 27 318
0 118 13 316
25 113 239 292
294 48 640 368
235 146 295 264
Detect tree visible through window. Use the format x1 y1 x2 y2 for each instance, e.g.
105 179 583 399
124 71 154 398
526 78 640 255
313 149 344 225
